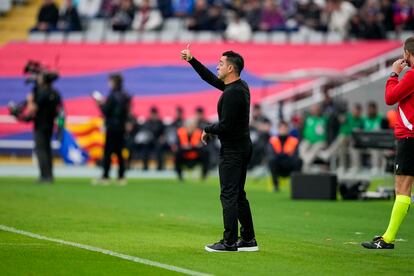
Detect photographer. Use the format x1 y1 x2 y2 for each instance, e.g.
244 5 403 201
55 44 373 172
14 71 62 183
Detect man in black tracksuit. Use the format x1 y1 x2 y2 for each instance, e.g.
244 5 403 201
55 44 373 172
181 47 258 252
95 73 131 185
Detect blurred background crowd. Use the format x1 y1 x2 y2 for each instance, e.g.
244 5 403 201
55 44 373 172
0 0 409 188
110 84 396 189
18 0 414 41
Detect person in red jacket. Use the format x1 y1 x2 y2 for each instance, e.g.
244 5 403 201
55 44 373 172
362 37 414 249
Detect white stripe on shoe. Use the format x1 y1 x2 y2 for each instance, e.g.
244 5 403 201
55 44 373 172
237 246 259 252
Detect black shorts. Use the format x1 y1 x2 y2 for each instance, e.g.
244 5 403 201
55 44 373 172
395 138 414 176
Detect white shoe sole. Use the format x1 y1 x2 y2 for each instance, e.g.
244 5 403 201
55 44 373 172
237 246 259 252
204 246 238 252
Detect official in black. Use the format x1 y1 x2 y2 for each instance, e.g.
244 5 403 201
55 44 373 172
27 72 62 183
94 73 131 185
181 47 258 252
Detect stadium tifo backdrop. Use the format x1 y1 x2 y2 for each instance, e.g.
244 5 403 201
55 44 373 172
0 42 401 162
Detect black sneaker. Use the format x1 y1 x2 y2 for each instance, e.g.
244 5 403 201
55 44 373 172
205 240 237 252
361 236 394 249
236 238 259 252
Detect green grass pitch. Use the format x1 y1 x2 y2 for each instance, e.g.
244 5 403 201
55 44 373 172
0 176 413 275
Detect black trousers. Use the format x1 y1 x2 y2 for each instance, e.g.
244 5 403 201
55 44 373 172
175 148 210 180
34 128 53 180
219 140 255 245
268 155 302 189
103 130 125 179
141 142 166 170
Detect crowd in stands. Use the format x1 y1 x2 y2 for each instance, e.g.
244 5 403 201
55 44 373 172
29 0 414 40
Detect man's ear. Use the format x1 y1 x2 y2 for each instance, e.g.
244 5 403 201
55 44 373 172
228 64 234 74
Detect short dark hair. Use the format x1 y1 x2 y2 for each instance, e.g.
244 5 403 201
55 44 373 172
109 73 123 90
150 106 159 114
367 101 377 109
222 51 244 75
404 37 414 55
195 106 204 113
353 103 362 111
278 121 289 128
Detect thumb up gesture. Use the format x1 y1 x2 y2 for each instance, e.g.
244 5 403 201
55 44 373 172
180 44 193 62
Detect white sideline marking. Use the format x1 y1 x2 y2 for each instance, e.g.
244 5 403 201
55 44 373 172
0 225 212 276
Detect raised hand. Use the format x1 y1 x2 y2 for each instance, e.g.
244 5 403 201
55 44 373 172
180 44 193 62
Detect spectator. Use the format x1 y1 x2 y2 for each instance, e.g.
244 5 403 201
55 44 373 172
206 4 226 31
364 101 385 174
385 108 398 129
350 101 385 174
58 0 83 32
157 0 173 18
134 0 157 6
172 0 194 17
242 0 262 31
249 103 271 170
348 102 365 173
380 0 395 31
289 113 302 139
225 11 252 42
319 101 352 173
140 106 167 170
364 101 383 131
100 0 120 17
280 0 297 18
299 104 327 172
259 0 286 31
194 106 209 129
132 0 163 31
295 0 323 30
77 0 102 18
187 0 210 30
323 0 357 38
267 121 302 192
125 115 140 169
171 106 185 129
321 89 342 146
31 0 59 32
350 0 366 9
174 120 210 181
350 0 386 39
393 0 414 33
111 0 135 31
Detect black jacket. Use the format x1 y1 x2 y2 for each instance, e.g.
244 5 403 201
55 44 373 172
100 90 130 132
188 58 250 143
34 86 62 132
